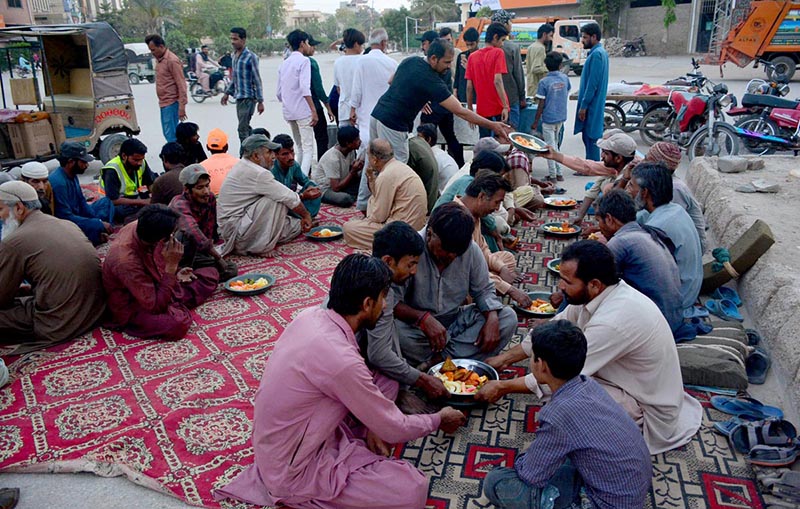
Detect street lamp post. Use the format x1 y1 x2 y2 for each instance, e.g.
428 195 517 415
405 16 419 54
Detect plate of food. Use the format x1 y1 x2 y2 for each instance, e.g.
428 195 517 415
514 291 558 318
547 258 561 276
543 196 578 209
427 357 499 404
306 225 343 241
224 273 275 296
509 132 548 154
540 221 581 237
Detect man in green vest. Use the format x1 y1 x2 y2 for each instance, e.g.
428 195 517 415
101 138 158 223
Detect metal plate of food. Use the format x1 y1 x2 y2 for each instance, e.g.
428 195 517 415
509 131 548 153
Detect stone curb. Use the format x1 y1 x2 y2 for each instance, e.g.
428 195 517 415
687 157 800 404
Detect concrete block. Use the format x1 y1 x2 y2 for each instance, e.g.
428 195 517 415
717 156 748 173
701 219 775 293
747 158 765 171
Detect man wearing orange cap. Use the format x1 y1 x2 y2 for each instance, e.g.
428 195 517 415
201 128 240 195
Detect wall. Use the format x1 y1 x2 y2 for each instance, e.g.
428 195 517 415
0 0 33 25
618 2 695 55
511 4 582 19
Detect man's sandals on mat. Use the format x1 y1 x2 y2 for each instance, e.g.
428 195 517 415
714 418 799 467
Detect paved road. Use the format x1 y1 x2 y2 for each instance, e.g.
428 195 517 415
0 52 772 509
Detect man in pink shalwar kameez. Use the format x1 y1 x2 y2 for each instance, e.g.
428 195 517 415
214 254 466 509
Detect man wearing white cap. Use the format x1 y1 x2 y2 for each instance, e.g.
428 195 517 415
0 181 105 354
19 161 54 215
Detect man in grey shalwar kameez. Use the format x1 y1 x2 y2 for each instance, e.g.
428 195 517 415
217 135 314 256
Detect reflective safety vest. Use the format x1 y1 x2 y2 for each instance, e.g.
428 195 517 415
101 156 147 198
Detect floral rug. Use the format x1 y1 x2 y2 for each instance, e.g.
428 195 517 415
0 204 763 508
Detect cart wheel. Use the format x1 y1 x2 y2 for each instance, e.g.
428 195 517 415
128 73 140 85
604 104 624 130
99 134 128 164
640 105 673 146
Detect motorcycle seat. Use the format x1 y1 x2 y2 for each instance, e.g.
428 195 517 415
741 93 799 109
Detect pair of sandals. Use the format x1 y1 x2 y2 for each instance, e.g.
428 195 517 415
712 396 797 467
705 287 744 322
758 470 800 508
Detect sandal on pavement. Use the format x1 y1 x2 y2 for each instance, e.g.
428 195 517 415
730 419 797 454
747 347 771 385
749 444 799 467
712 286 742 306
711 395 784 420
705 299 744 322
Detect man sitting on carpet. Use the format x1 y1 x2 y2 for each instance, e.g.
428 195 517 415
311 126 363 208
49 142 114 245
19 162 54 215
217 135 313 257
628 163 702 316
0 181 106 354
540 131 637 225
476 240 702 454
213 253 466 509
396 202 518 368
454 171 531 309
271 134 322 217
595 190 693 341
365 221 449 400
202 128 240 195
102 204 218 340
169 165 238 282
343 139 427 251
101 138 158 223
484 320 652 509
150 142 186 206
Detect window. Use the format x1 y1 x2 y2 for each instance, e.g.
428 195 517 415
559 25 580 43
8 0 22 7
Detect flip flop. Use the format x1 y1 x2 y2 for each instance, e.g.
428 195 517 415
748 444 799 467
684 306 710 319
713 287 742 307
705 299 744 322
711 395 784 420
730 419 797 453
747 347 771 385
746 328 762 346
691 317 714 335
554 187 567 195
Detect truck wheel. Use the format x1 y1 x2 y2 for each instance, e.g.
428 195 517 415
128 73 140 85
767 56 796 82
99 134 128 164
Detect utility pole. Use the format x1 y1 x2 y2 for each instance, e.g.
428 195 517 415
404 16 418 54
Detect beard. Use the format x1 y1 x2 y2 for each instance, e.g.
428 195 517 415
1 214 20 239
633 192 646 211
564 287 591 306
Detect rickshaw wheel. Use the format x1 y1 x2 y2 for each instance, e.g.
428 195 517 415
99 134 129 164
128 73 140 85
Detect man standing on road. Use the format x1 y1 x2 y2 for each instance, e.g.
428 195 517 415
526 23 553 98
491 10 526 130
146 34 187 143
308 35 334 161
466 23 511 138
277 30 318 176
222 27 265 142
574 23 608 161
334 28 365 128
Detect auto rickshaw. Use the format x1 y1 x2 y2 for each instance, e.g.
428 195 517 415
124 43 155 85
0 22 140 165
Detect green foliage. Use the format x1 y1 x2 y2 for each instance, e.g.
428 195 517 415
474 6 493 18
580 0 621 31
379 6 423 48
662 0 677 29
410 0 459 28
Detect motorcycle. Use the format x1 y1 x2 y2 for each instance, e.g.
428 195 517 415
729 94 800 155
188 68 234 104
622 35 647 58
685 83 740 160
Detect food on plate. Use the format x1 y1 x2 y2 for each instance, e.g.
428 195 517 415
311 228 338 238
543 222 577 234
229 277 270 291
514 135 543 150
528 298 556 314
548 198 577 207
588 232 601 240
436 358 489 394
550 262 560 272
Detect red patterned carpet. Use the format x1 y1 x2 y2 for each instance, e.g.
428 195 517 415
0 204 763 509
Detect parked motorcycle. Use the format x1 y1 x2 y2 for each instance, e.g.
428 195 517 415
622 35 647 58
685 83 740 160
188 68 234 104
729 94 800 155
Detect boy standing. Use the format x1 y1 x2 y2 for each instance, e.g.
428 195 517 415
483 320 651 509
466 22 510 138
533 52 570 183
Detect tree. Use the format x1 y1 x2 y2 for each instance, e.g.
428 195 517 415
181 0 253 42
474 6 493 18
410 0 459 28
379 7 413 46
661 0 677 51
250 0 286 38
128 0 179 36
334 7 358 33
320 15 342 43
580 0 622 36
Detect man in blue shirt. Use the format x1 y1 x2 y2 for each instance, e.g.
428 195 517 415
596 189 694 341
534 51 571 181
271 134 321 217
222 27 264 142
483 320 652 509
629 163 703 315
49 142 114 245
574 23 608 161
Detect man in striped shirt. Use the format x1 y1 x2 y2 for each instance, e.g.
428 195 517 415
222 27 264 142
484 320 651 509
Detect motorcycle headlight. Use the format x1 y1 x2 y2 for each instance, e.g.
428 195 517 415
718 94 733 107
